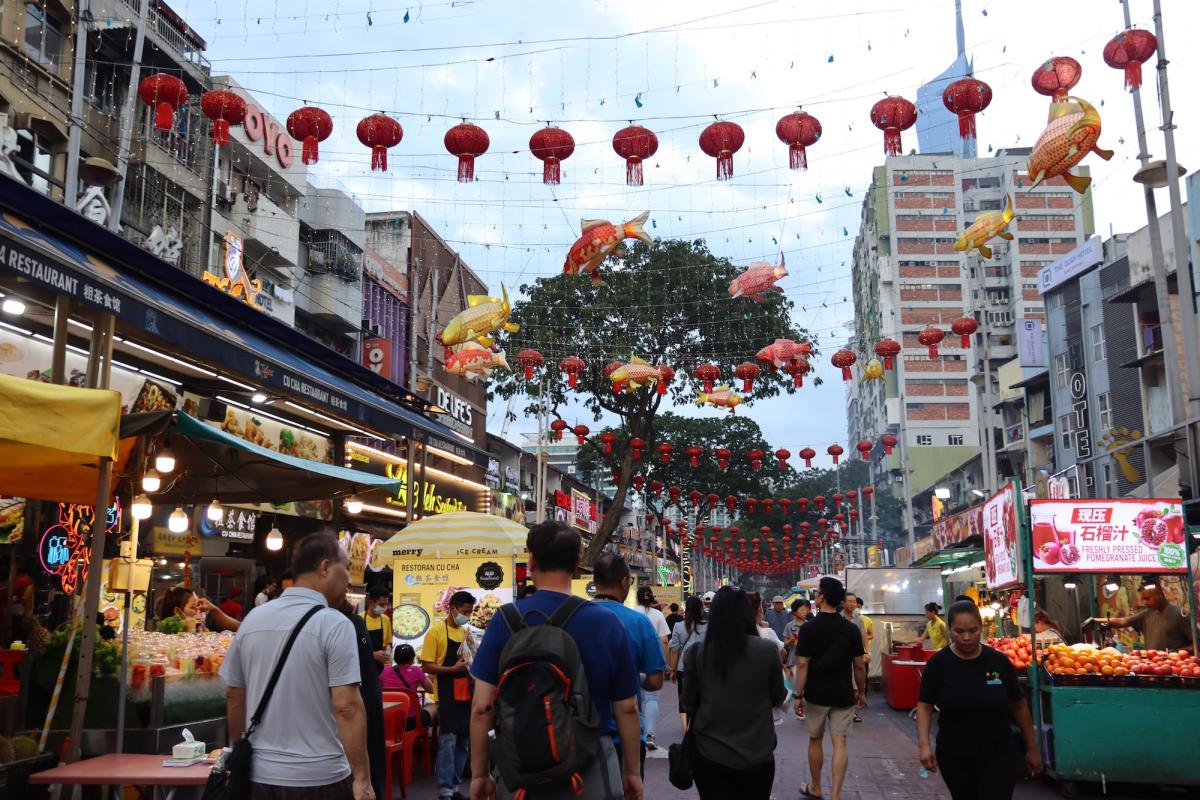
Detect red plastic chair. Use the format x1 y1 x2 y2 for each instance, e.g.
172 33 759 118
0 650 23 696
383 694 412 799
391 688 434 782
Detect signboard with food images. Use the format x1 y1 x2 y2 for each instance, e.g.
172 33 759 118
0 497 24 544
339 530 373 585
982 482 1023 589
571 577 639 609
1030 498 1187 573
391 556 515 652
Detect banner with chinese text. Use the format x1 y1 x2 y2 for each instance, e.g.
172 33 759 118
391 555 514 653
1029 498 1186 573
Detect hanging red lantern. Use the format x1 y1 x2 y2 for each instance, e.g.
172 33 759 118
444 122 490 182
689 490 703 507
669 485 682 503
686 445 703 468
632 475 646 492
918 326 946 359
880 433 898 455
832 492 845 509
831 349 857 381
816 515 828 527
694 363 720 394
657 442 676 465
559 356 586 389
698 120 745 181
798 448 816 468
849 509 859 523
599 431 618 455
612 124 659 186
856 440 874 460
550 419 568 441
611 466 622 483
1104 30 1157 93
951 316 978 348
529 126 575 185
942 77 992 144
714 447 732 469
629 438 647 461
286 106 334 165
356 114 404 171
775 448 791 470
762 499 774 515
847 490 858 503
138 73 189 131
706 493 721 510
735 361 761 393
862 486 874 498
784 355 810 388
516 349 544 381
875 338 901 370
827 444 844 465
572 424 590 446
779 498 792 514
775 110 822 171
200 89 246 146
656 364 675 395
748 449 765 471
746 498 759 514
1031 56 1082 102
869 96 917 157
800 520 811 533
725 495 738 514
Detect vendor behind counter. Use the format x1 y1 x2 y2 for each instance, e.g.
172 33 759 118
1086 584 1193 652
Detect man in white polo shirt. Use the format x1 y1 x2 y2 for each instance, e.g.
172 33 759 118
220 532 374 800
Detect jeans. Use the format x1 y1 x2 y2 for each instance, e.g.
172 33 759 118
642 688 660 737
436 732 469 796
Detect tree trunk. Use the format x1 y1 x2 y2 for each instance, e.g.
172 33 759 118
582 413 650 567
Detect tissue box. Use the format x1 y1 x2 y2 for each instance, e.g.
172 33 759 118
173 740 206 760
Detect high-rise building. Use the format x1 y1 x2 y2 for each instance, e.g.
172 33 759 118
848 150 1094 509
915 0 974 159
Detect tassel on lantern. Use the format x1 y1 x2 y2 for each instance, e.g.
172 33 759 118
1123 61 1142 93
212 120 231 146
458 154 476 182
883 128 902 157
153 102 174 131
301 136 320 165
626 158 643 187
542 158 561 185
790 143 807 171
958 112 977 141
371 146 388 172
716 150 734 180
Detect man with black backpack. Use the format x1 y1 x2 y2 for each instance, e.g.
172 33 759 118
468 521 643 800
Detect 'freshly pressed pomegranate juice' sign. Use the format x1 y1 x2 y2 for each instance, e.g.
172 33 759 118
1029 499 1187 573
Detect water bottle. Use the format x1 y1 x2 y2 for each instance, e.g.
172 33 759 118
918 766 929 779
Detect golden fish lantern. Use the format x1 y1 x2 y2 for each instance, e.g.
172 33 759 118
862 358 885 382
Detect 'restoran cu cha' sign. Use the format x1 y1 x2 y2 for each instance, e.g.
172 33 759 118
1029 498 1187 573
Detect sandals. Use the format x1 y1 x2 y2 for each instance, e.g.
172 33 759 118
800 784 823 799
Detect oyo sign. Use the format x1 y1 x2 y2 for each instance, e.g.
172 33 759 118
243 103 294 169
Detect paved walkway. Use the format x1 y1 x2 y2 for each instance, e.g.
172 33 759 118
397 681 1185 799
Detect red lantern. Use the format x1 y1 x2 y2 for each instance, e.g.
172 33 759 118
869 96 917 157
559 356 586 389
849 509 859 523
832 492 845 509
629 438 647 461
799 447 816 468
698 120 745 181
612 124 658 186
856 440 874 460
529 126 575 185
694 363 720 394
827 444 844 465
572 424 590 445
657 442 675 465
942 77 992 143
780 498 792 514
746 498 759 514
139 73 189 131
862 486 874 498
951 316 978 348
686 445 703 468
200 89 246 146
761 499 774 515
775 449 791 470
748 449 765 471
715 447 732 469
444 122 490 182
632 475 646 492
286 106 333 165
831 349 857 381
356 114 404 171
516 349 543 381
735 361 761 393
706 493 720 510
689 490 703 507
599 431 618 455
550 419 568 441
875 338 901 370
1104 30 1157 93
1031 56 1082 102
725 495 738 514
775 110 822 171
847 490 858 503
669 485 682 503
784 356 810 388
656 364 675 396
918 326 946 359
880 433 898 455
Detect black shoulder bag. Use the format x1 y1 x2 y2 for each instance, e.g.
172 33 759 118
668 643 703 790
203 605 324 800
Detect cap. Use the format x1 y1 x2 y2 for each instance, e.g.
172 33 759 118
637 586 656 604
772 595 785 603
702 591 715 602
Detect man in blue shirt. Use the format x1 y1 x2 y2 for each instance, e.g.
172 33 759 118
590 553 666 777
469 522 643 800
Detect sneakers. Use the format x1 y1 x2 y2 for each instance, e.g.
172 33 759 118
646 733 657 751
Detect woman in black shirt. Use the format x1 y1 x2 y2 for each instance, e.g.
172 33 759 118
916 601 1041 800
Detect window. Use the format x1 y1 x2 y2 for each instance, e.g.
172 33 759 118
1054 353 1070 389
23 3 63 70
12 129 53 195
916 434 933 446
1102 462 1113 494
1059 413 1074 451
1091 322 1106 362
1097 392 1112 432
948 434 964 446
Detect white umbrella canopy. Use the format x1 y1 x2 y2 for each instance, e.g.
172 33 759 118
379 511 529 557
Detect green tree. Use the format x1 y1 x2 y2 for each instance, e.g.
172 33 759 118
493 238 817 566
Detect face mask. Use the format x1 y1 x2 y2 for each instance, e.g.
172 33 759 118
373 605 387 616
454 613 471 627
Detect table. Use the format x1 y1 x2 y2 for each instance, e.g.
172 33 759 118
29 753 213 800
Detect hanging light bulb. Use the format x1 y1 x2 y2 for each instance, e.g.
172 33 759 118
168 506 189 533
206 499 223 522
346 496 364 515
266 525 284 551
1104 576 1120 593
142 469 161 493
155 447 176 474
131 494 152 520
1063 579 1077 590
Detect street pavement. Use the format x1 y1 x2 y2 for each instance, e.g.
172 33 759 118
398 680 1190 799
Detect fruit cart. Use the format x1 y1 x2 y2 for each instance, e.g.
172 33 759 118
1024 498 1200 797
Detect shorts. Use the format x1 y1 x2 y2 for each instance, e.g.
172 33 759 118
804 702 855 738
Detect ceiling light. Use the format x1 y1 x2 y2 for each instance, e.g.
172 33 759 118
251 391 268 404
971 489 985 498
142 469 161 493
1 298 25 315
1104 577 1120 593
155 448 176 474
159 557 168 566
131 494 152 520
266 525 284 551
1063 579 1077 590
345 496 364 515
206 499 223 522
168 506 189 533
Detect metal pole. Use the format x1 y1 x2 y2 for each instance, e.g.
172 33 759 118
973 254 996 494
106 0 149 232
50 295 70 384
891 269 918 558
62 0 90 205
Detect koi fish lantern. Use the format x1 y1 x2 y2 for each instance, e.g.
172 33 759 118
443 342 508 382
756 338 800 370
563 212 652 286
697 385 743 414
875 338 901 370
686 445 704 468
955 195 1014 259
572 424 590 445
729 255 788 303
559 356 586 389
1027 96 1112 194
862 358 884 382
798 447 816 468
715 447 732 469
437 285 519 353
775 448 791 470
609 356 666 394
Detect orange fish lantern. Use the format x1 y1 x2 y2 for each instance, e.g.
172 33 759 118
563 212 652 287
870 96 917 157
629 438 647 462
955 195 1014 259
559 355 586 389
798 447 816 468
784 355 810 388
603 361 624 395
714 447 731 469
951 316 978 348
699 120 745 181
612 124 659 186
445 122 490 182
729 255 787 303
880 433 898 455
287 106 333 165
437 285 518 352
550 419 568 441
775 449 791 470
831 348 857 381
918 326 945 359
942 77 992 145
697 385 742 414
694 363 721 394
657 442 675 465
599 431 617 455
1031 56 1082 103
862 358 884 382
572 424 590 445
516 349 543 381
1103 30 1157 93
827 444 844 465
875 338 900 370
1027 96 1112 194
686 445 704 468
444 342 508 381
756 338 800 370
609 356 665 393
776 110 821 170
530 126 575 185
856 440 874 461
735 361 761 393
356 114 404 171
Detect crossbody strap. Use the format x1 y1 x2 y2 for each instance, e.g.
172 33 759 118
246 605 323 737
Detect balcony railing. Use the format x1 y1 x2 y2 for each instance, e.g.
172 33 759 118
117 0 211 74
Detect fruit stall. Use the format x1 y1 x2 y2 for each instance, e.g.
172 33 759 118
1023 498 1200 796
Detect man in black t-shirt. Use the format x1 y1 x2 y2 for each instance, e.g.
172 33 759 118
793 577 866 800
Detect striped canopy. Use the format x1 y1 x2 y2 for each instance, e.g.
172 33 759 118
379 511 529 558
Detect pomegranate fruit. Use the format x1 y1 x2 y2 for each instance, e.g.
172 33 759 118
1163 513 1185 544
1140 517 1168 547
1058 543 1081 565
1038 541 1062 565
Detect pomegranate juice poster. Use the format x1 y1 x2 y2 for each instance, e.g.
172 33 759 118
1029 499 1187 573
983 482 1021 589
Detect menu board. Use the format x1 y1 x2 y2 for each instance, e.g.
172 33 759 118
982 482 1022 589
1029 498 1187 573
391 556 514 653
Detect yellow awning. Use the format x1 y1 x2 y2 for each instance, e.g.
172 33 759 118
0 373 121 504
380 511 529 558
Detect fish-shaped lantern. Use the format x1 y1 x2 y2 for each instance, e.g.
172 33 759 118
563 211 652 286
1027 96 1113 194
862 358 885 381
729 255 787 303
608 356 664 393
697 385 743 414
443 342 509 382
955 195 1014 259
437 284 519 354
756 338 802 370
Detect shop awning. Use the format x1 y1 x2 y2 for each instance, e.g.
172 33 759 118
0 373 122 504
911 545 984 570
379 511 529 557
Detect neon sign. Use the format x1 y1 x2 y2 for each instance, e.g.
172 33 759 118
38 500 121 594
202 232 264 309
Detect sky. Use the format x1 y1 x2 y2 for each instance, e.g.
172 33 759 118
178 0 1200 457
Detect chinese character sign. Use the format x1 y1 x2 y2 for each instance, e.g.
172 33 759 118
983 482 1022 589
1030 499 1187 573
